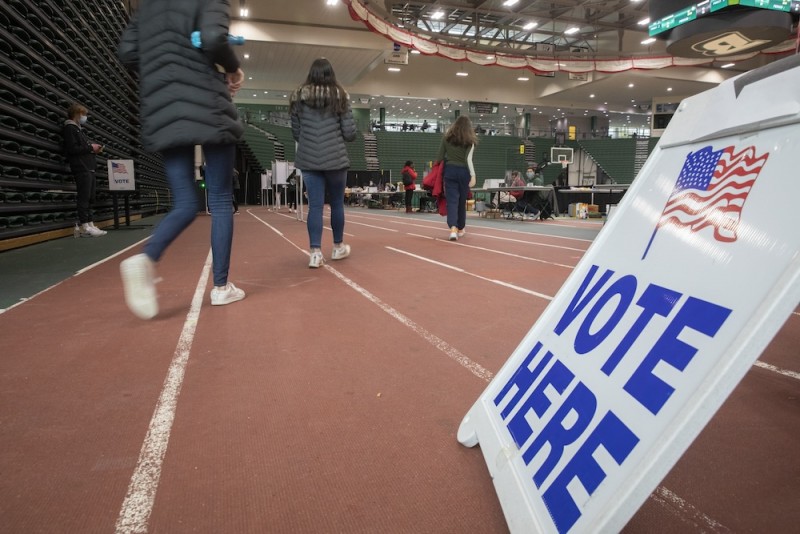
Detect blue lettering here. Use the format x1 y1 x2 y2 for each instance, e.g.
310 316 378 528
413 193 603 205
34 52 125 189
493 342 551 420
624 296 732 415
506 358 571 448
522 381 597 487
541 411 640 534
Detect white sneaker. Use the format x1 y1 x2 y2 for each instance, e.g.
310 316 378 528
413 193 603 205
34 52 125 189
120 254 158 319
457 229 465 238
309 249 324 268
331 243 350 260
448 226 458 241
81 223 105 237
210 282 245 306
89 222 107 235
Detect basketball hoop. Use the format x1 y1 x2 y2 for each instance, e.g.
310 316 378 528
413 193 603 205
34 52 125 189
560 160 568 170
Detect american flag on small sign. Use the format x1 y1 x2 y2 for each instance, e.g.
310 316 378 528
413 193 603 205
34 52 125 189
642 145 768 259
111 161 129 174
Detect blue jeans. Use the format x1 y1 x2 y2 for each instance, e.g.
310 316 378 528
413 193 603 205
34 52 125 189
443 164 470 230
144 144 235 286
303 169 347 249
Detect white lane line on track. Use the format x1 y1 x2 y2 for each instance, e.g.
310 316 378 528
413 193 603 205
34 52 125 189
249 211 492 381
1 236 150 315
387 246 554 302
115 250 212 534
649 487 732 533
467 231 587 252
753 360 800 381
347 212 595 244
406 233 575 269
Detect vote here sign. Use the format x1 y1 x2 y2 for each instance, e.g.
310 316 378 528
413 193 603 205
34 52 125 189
458 54 800 533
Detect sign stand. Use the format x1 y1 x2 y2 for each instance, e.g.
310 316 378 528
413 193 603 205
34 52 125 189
107 159 146 230
458 54 800 533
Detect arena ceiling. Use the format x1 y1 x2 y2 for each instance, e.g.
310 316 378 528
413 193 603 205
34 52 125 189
226 0 792 132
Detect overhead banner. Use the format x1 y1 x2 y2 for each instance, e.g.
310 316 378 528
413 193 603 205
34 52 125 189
458 54 800 533
107 160 135 191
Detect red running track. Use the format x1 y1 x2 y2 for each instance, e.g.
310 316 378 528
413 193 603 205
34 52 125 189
0 207 797 533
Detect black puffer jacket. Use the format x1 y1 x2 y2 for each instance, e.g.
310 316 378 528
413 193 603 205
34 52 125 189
290 85 357 171
117 0 243 152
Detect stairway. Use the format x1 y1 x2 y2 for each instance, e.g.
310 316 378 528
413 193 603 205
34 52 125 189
364 133 379 171
633 138 649 178
523 139 537 168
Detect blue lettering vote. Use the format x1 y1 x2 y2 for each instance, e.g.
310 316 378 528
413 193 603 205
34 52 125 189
541 411 639 534
601 283 682 376
624 296 731 414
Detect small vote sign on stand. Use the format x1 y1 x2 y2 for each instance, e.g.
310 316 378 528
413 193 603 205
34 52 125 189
107 159 136 191
458 55 800 533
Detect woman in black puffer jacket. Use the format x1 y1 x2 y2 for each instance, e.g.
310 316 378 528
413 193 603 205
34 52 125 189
290 58 357 269
117 0 246 319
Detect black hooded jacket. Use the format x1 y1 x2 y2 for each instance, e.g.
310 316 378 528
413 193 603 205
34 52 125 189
117 0 243 152
62 119 96 173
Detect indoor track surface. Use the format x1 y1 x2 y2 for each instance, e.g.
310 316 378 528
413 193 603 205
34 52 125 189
1 207 798 533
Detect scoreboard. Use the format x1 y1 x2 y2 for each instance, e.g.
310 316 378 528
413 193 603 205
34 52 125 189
649 0 800 36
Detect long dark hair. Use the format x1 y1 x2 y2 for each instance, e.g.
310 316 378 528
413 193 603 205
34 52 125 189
444 116 478 148
290 58 349 115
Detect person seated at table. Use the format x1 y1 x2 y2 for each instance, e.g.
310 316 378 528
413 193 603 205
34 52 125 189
509 170 526 191
509 170 540 219
526 166 543 186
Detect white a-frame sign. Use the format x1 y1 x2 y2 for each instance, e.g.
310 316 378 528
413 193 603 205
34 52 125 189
458 54 800 533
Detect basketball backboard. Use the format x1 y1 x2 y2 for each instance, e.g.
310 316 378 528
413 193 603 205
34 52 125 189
551 146 574 165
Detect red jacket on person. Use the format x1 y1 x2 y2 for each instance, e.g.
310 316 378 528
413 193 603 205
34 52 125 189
402 164 417 191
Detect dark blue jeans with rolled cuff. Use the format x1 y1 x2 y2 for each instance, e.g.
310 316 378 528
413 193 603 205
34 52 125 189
443 164 470 230
144 143 236 287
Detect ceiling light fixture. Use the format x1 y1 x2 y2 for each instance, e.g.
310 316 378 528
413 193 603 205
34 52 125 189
638 17 650 25
641 38 656 45
523 22 537 30
456 72 468 76
388 67 401 72
503 0 519 6
721 63 735 68
326 0 338 5
431 10 444 19
517 77 529 81
564 27 580 35
239 1 249 17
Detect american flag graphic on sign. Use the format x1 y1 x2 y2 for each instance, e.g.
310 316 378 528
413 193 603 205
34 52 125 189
111 161 129 174
642 145 768 259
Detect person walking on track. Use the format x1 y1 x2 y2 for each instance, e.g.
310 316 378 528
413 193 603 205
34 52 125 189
435 116 477 241
289 57 357 268
117 0 246 319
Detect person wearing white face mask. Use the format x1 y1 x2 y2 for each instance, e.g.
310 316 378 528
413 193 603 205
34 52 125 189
526 165 543 186
63 102 105 237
